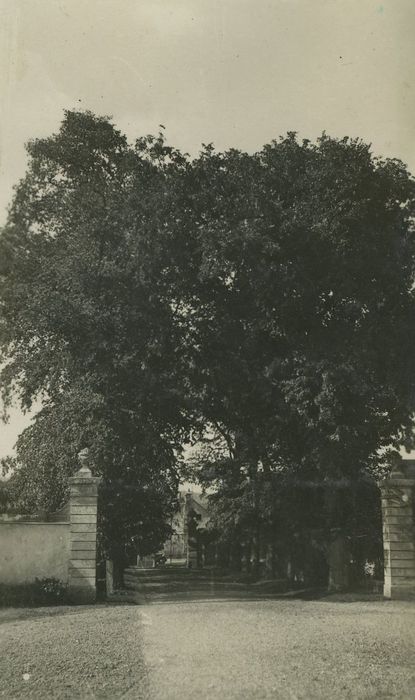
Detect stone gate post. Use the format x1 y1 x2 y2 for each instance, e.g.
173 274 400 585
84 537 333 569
68 449 101 604
380 460 415 600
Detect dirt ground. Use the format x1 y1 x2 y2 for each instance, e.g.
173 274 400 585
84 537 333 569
0 598 414 699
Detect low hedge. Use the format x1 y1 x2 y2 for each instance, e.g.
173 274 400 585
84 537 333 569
0 578 67 607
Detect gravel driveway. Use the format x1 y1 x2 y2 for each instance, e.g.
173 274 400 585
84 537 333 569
0 605 149 699
0 598 414 699
140 597 415 700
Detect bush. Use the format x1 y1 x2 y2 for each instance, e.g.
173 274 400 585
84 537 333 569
0 578 67 607
33 577 67 603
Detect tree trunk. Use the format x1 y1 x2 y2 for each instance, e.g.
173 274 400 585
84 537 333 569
325 485 350 592
243 541 252 574
230 540 242 571
265 542 275 577
109 546 127 589
328 534 350 592
251 532 261 578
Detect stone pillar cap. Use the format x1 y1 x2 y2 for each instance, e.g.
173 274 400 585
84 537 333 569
68 448 101 484
380 458 415 487
76 447 93 476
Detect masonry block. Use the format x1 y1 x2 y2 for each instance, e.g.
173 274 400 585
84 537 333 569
71 540 97 551
70 523 97 533
70 497 99 506
71 549 97 559
70 514 98 524
70 505 98 515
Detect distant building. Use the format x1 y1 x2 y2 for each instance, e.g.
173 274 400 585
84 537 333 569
163 490 210 563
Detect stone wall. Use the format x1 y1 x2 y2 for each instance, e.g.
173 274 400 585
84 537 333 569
0 451 101 603
0 521 70 585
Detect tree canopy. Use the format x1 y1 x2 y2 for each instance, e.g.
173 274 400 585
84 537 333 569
1 111 415 561
180 132 415 480
0 111 190 558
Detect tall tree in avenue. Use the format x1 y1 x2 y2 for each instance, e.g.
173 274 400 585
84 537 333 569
177 134 415 581
0 111 194 571
180 134 415 481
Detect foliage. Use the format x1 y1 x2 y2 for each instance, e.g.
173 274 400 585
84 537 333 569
1 111 415 567
0 578 67 608
182 135 415 481
0 111 190 555
0 477 14 512
183 133 414 580
197 455 383 583
98 480 176 564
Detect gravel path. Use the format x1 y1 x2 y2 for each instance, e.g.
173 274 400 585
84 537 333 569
140 597 415 700
0 598 414 699
0 605 149 699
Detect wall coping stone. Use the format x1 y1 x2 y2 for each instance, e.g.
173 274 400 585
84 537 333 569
0 521 69 526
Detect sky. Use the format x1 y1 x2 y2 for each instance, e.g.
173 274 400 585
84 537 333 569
1 0 415 459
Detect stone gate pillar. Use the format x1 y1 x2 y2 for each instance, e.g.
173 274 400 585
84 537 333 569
381 460 415 600
68 449 101 604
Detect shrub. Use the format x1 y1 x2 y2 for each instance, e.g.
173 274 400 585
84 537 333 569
0 578 67 608
32 577 67 603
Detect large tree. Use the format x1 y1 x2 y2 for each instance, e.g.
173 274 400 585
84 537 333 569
0 111 193 570
180 134 415 479
1 113 415 581
180 135 415 585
